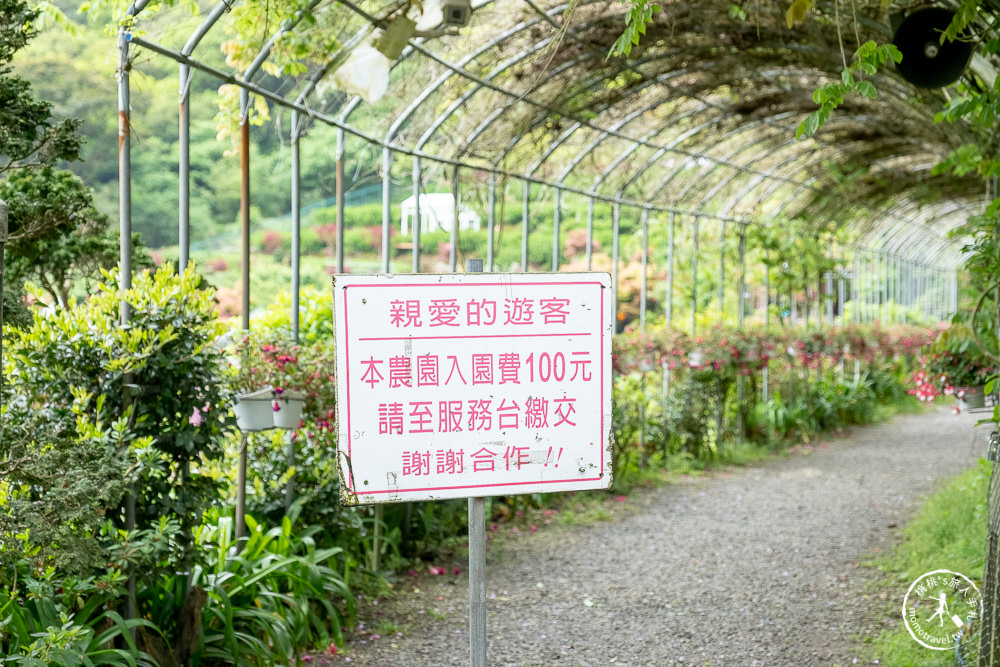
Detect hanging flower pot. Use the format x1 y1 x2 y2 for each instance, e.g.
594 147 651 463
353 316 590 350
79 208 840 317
233 386 275 432
272 389 306 430
956 386 986 411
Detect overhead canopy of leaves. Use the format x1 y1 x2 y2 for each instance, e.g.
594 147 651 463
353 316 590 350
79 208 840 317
0 0 82 172
5 266 235 571
100 0 998 270
1 166 150 306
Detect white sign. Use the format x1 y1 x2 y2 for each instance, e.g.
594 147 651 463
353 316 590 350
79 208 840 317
333 272 613 504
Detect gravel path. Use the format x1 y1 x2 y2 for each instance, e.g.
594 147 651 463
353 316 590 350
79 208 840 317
317 407 987 666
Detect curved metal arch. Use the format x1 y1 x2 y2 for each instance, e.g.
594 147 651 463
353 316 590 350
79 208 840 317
589 108 720 209
649 114 805 208
384 17 555 147
638 123 808 217
237 0 323 119
450 49 613 166
871 211 965 264
619 113 798 213
862 213 958 266
562 100 715 191
716 133 826 219
884 199 975 244
680 119 804 215
490 63 722 182
536 93 717 190
856 195 970 252
404 38 831 192
178 0 236 269
127 0 984 280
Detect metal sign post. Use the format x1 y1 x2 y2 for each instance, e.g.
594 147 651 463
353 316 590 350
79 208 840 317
0 198 7 448
333 268 613 665
465 259 487 666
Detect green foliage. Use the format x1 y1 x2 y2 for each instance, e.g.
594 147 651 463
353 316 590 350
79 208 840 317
867 461 989 666
1 166 150 306
0 0 83 173
0 567 156 665
795 41 901 140
611 324 923 484
607 0 660 58
181 507 355 665
0 400 145 576
5 265 234 575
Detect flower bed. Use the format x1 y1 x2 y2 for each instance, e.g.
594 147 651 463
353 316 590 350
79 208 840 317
613 323 936 376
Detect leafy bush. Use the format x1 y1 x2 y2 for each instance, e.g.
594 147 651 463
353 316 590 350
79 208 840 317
184 507 355 665
2 265 238 661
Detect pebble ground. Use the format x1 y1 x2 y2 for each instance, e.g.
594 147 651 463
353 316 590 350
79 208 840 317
314 407 987 666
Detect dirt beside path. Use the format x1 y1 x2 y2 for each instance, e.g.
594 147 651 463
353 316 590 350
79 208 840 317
313 407 986 666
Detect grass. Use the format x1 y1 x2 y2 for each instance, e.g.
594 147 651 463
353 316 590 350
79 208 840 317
861 459 991 666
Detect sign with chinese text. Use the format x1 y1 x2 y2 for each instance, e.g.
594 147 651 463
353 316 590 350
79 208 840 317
334 273 613 504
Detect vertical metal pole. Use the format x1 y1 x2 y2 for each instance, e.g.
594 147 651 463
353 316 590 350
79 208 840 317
240 91 251 331
336 129 345 274
465 257 487 667
736 227 746 442
0 201 7 454
236 88 251 542
825 272 834 324
413 156 422 273
737 229 746 329
585 197 595 271
837 274 845 327
951 270 958 318
666 212 675 327
639 209 648 330
118 22 137 625
764 264 770 330
611 203 620 328
552 189 562 272
286 110 302 513
763 264 770 404
859 251 867 323
451 167 460 274
178 64 191 270
879 252 886 323
487 172 496 273
521 181 530 270
690 217 699 336
852 253 860 324
290 111 302 342
236 433 248 539
718 220 726 317
381 147 392 274
897 258 906 323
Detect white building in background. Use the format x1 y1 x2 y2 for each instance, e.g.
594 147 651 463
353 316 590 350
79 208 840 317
400 193 481 234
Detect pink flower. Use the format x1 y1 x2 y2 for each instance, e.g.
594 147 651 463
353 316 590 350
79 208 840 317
188 407 202 427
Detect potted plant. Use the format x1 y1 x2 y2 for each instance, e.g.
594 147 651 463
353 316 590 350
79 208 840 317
271 387 306 429
226 334 314 431
927 323 996 410
232 385 277 432
225 336 276 432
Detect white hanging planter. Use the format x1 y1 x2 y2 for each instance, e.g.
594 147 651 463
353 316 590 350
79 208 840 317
233 387 275 432
272 389 306 430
